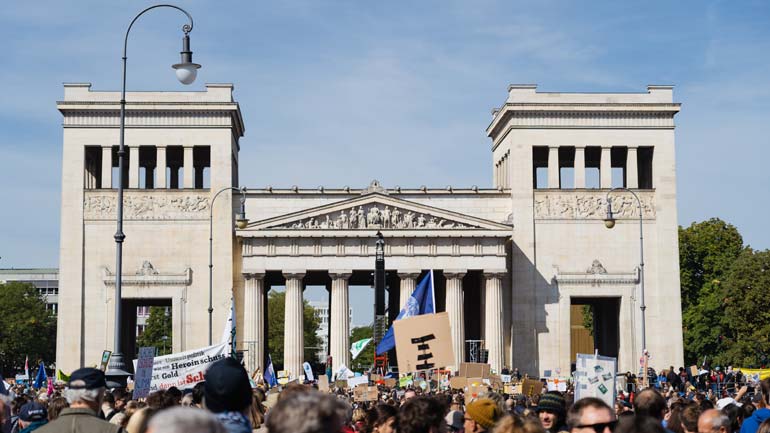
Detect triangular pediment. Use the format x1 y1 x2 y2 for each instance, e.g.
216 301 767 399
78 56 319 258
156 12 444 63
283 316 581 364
245 193 511 231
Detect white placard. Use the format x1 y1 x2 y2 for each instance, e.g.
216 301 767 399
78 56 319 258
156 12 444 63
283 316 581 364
347 375 369 388
133 342 228 392
574 353 617 407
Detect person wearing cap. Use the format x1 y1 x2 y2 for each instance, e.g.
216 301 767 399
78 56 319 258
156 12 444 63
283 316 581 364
464 398 502 433
537 391 568 433
203 358 253 433
17 402 47 433
445 409 463 432
36 367 120 433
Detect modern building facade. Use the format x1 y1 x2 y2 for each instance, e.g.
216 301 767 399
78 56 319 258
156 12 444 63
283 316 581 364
55 82 684 378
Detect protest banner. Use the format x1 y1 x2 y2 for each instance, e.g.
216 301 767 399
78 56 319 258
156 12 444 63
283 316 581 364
399 375 413 388
521 378 543 397
394 312 454 372
547 377 567 392
132 342 228 391
133 347 155 399
347 375 369 388
738 368 770 381
354 385 379 402
574 353 617 408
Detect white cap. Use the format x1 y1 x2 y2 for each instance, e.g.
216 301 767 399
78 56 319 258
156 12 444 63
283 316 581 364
716 397 741 410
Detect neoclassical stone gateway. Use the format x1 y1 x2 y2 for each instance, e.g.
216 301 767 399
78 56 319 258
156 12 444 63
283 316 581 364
56 82 684 378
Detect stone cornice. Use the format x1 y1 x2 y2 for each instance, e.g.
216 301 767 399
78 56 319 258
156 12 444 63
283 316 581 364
553 261 639 286
102 264 192 287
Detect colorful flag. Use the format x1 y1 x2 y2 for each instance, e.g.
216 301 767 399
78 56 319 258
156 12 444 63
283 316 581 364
220 298 236 357
24 356 29 379
350 338 373 360
0 373 8 395
264 355 278 388
56 369 70 383
47 378 54 396
376 271 436 355
34 361 47 389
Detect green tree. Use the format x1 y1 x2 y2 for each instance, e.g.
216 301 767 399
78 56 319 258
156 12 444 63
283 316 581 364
350 325 374 371
266 291 321 370
721 249 770 367
0 282 56 376
136 307 172 356
679 218 743 364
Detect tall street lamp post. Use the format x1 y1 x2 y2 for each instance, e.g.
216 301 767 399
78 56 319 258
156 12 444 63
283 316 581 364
106 4 202 388
209 187 249 345
603 187 647 387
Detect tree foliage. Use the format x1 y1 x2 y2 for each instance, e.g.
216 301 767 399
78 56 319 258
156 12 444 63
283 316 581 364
136 307 172 356
266 290 321 371
0 282 56 376
350 325 374 371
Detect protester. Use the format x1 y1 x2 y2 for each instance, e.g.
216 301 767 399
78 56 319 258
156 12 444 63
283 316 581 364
203 358 253 433
36 368 120 433
16 402 47 433
368 404 397 433
536 392 568 433
566 397 615 433
465 398 503 433
740 379 770 433
615 415 666 433
698 409 731 433
681 405 702 433
264 389 343 433
146 406 224 433
399 396 447 433
45 397 67 422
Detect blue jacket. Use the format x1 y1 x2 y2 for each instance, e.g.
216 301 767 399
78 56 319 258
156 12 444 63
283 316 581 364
740 408 770 433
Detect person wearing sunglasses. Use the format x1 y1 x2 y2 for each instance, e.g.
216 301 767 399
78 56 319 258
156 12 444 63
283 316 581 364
566 397 617 433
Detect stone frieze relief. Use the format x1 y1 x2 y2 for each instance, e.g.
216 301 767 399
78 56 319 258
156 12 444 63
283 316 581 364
84 193 210 220
534 191 655 220
271 204 480 230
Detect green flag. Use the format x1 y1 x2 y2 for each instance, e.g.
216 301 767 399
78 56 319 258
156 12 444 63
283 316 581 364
350 338 373 360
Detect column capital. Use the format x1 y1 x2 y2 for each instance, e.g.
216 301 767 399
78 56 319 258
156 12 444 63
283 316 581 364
328 270 353 280
574 144 586 149
282 270 306 280
626 145 639 150
548 145 560 149
444 269 467 279
483 270 508 279
242 271 265 280
397 270 422 279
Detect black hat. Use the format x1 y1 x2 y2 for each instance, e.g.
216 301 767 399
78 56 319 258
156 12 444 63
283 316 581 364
19 402 47 422
537 391 566 417
68 367 107 390
204 358 252 413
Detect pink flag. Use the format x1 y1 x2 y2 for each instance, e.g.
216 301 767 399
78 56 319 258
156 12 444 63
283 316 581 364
24 356 29 378
47 378 54 396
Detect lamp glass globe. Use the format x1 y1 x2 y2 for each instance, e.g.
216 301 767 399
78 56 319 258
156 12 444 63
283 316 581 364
174 65 198 85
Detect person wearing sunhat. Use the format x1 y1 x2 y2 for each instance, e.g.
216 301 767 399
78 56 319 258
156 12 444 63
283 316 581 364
464 398 502 432
17 402 47 433
537 391 569 433
36 368 120 433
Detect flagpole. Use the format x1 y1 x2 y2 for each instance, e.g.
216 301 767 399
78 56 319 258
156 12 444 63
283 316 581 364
430 270 436 312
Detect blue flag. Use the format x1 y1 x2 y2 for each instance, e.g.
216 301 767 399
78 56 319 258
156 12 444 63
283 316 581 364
376 270 436 355
264 355 278 388
34 361 47 389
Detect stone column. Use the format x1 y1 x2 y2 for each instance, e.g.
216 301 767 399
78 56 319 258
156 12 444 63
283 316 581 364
243 272 265 374
574 146 585 188
283 271 305 380
398 271 420 310
156 146 167 189
600 146 612 188
101 146 112 188
444 270 466 371
183 145 194 189
548 146 560 188
626 147 638 189
129 146 140 188
329 271 352 373
484 271 506 373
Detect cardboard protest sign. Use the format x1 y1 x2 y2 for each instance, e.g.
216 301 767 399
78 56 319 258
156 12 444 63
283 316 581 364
574 353 617 408
353 385 379 402
133 347 155 399
459 363 491 378
689 365 699 377
318 375 330 392
521 378 543 397
467 378 485 398
449 376 466 389
394 312 454 372
383 378 397 388
546 377 567 392
335 380 348 389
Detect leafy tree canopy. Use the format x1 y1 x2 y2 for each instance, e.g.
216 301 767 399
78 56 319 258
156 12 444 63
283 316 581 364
136 306 172 356
0 282 56 376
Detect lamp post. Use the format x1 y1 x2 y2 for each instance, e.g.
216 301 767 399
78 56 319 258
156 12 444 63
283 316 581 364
107 4 202 389
603 187 647 386
209 186 249 345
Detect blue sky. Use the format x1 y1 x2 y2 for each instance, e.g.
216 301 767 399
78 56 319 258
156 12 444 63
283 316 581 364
2 1 769 324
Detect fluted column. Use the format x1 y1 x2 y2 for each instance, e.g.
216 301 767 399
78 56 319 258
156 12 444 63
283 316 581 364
283 271 305 380
243 272 265 375
129 146 140 188
484 271 506 373
329 271 352 373
101 146 112 188
444 270 466 371
398 271 421 310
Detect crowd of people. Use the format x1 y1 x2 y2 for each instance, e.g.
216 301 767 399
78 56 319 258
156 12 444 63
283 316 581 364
1 358 769 433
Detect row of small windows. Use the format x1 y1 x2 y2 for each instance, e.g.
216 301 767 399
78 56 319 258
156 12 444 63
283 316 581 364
531 146 653 190
84 145 211 190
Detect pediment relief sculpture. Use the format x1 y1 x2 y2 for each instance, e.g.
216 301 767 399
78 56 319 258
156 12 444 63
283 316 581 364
270 203 481 230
